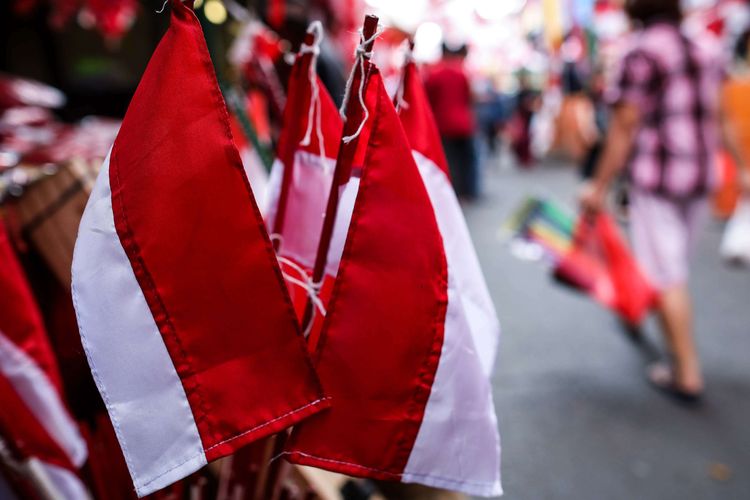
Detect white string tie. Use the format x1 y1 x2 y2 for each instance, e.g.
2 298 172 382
299 21 327 164
156 0 169 13
340 27 382 144
277 256 326 337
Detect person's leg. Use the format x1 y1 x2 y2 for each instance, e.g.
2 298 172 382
656 196 710 393
630 191 703 395
519 115 534 167
462 136 480 200
442 137 466 197
654 285 703 393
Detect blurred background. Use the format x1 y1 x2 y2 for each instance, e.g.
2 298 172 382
1 0 749 499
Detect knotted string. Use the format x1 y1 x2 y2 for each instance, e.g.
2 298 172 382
340 27 383 144
269 233 284 249
395 40 414 112
299 21 327 164
276 256 326 337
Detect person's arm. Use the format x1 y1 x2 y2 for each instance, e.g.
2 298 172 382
579 102 641 214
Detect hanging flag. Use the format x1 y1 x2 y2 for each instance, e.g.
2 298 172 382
0 371 89 499
0 219 88 481
284 44 502 496
227 94 270 207
71 1 328 496
264 21 343 328
396 57 501 377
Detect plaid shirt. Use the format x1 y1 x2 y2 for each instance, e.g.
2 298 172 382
607 22 725 199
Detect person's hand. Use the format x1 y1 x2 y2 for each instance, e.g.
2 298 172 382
579 180 607 216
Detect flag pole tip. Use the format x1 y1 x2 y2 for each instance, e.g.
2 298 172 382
363 15 379 53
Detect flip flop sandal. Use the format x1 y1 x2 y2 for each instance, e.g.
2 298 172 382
647 363 702 404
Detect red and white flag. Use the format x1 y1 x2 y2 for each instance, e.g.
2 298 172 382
71 1 328 496
0 371 88 499
284 58 502 496
264 23 343 324
0 220 88 498
396 59 501 376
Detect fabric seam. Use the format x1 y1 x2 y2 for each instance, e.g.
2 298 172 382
137 397 330 490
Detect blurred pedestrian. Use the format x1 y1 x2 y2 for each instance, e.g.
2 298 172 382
475 74 507 156
579 0 746 401
580 64 609 180
509 71 541 168
715 28 750 217
425 43 479 200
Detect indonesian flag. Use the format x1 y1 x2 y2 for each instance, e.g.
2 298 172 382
0 372 88 499
284 66 502 497
0 220 88 498
264 24 343 326
396 60 501 377
71 1 328 496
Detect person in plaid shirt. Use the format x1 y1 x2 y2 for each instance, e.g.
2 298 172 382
580 0 747 402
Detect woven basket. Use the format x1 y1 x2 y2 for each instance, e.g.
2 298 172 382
14 158 99 288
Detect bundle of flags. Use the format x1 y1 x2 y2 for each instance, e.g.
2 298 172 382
0 219 89 498
505 196 575 262
68 0 503 497
71 1 327 495
505 197 655 325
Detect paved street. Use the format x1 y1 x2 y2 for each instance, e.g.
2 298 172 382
465 154 750 500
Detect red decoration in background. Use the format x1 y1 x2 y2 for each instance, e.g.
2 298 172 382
11 0 41 15
12 0 138 39
85 0 139 40
47 0 80 29
268 0 286 29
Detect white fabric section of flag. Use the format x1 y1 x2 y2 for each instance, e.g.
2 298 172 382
264 158 284 222
40 462 91 500
0 331 87 467
71 153 207 497
325 177 360 277
266 151 336 268
238 147 269 210
401 150 501 496
402 271 502 496
412 151 500 376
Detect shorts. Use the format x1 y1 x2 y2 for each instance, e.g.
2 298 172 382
629 190 708 290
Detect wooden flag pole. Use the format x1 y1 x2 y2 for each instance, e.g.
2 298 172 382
302 14 379 339
262 20 378 499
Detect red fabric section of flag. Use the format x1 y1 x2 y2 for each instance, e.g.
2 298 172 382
109 0 328 459
0 219 63 392
0 371 75 472
398 62 451 178
284 70 448 479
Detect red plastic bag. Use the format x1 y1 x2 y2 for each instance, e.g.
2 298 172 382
554 213 657 325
